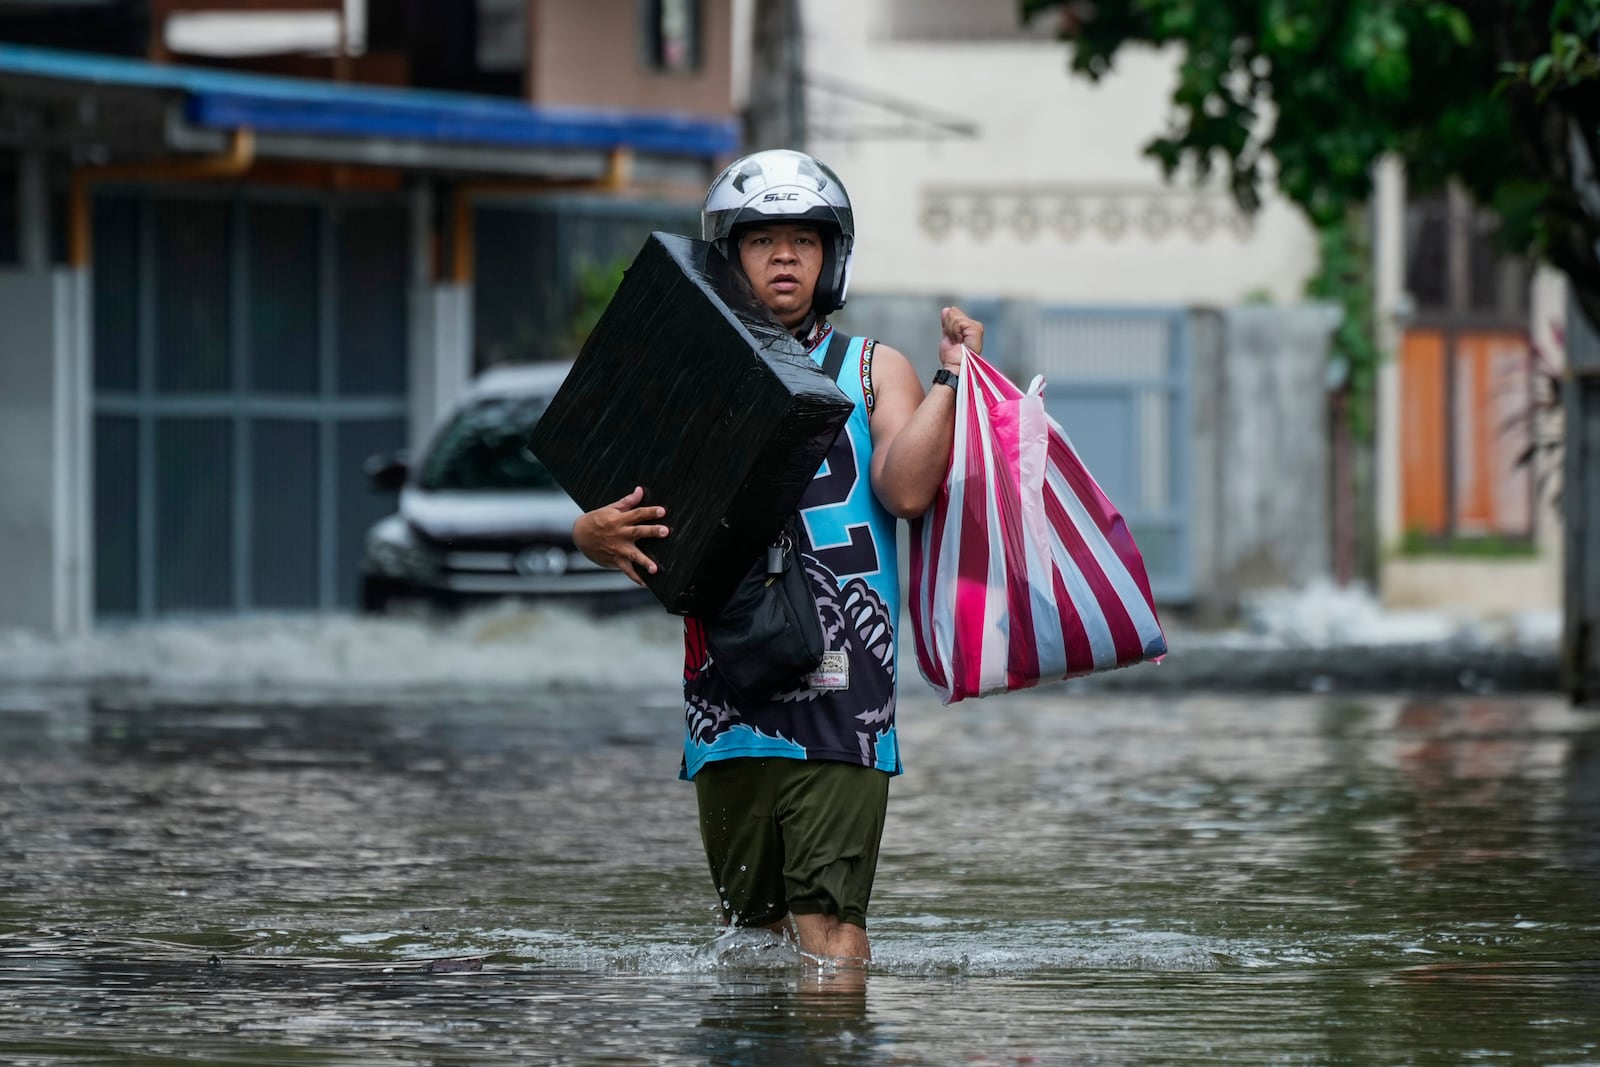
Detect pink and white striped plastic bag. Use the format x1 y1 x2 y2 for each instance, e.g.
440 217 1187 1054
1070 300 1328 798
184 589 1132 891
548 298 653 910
908 349 1168 704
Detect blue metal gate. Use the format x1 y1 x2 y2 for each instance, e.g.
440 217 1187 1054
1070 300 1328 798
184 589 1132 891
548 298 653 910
1024 307 1193 602
92 186 410 619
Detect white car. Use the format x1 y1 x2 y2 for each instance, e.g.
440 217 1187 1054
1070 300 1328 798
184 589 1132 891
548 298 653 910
358 363 647 613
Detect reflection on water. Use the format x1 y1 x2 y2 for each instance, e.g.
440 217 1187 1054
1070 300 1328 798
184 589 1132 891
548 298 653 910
2 682 1599 1065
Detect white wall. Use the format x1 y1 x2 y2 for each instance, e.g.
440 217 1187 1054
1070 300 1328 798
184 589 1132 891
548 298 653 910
0 269 91 636
803 0 1320 308
165 0 366 56
408 284 473 452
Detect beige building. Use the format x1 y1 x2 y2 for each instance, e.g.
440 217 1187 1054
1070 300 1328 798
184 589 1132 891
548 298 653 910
800 0 1320 307
802 0 1562 623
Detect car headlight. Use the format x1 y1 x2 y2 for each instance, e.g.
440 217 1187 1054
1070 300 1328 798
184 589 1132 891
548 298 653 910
366 529 440 578
513 545 570 576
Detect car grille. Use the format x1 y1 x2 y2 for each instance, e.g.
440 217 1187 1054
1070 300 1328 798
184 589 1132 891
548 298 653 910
425 542 636 595
441 548 606 576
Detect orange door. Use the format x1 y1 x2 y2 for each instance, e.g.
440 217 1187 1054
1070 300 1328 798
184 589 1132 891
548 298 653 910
1400 330 1448 536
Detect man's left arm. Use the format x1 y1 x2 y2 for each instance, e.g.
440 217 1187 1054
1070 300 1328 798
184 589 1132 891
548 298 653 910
867 307 984 518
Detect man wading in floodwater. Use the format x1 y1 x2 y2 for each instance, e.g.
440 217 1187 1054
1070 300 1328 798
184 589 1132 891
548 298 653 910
572 149 983 970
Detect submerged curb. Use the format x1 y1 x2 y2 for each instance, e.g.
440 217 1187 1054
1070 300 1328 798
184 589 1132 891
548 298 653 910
1066 643 1563 695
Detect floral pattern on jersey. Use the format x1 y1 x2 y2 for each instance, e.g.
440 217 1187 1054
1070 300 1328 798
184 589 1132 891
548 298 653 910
684 548 897 768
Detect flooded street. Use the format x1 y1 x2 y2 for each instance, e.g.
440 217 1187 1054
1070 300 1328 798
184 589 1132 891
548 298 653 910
1 611 1598 1064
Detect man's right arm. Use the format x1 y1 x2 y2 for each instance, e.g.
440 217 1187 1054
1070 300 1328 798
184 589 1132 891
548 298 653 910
572 486 669 587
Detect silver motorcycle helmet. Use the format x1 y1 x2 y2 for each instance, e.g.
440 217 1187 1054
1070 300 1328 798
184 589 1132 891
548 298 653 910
701 149 855 316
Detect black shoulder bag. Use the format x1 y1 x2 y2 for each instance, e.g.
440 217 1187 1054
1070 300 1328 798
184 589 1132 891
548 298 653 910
705 333 853 701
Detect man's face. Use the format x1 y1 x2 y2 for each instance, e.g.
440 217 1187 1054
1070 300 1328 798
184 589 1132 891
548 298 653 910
736 222 825 331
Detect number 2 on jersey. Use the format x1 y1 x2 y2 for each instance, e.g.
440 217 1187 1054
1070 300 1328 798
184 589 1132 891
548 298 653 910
799 429 880 579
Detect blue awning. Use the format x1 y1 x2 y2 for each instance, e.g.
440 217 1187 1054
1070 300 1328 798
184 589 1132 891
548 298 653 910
0 43 740 159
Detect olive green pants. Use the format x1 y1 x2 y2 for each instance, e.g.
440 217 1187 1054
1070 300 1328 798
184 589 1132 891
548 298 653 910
694 758 891 929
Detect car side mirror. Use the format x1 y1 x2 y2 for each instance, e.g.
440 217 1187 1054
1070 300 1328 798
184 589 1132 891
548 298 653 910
365 452 409 493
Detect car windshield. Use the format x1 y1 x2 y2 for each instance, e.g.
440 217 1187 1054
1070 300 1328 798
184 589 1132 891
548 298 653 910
417 394 559 492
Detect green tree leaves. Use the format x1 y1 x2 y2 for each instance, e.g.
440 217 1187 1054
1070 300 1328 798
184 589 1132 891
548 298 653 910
1026 0 1600 430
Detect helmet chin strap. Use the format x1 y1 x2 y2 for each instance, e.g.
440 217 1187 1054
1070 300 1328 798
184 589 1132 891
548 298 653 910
791 312 820 343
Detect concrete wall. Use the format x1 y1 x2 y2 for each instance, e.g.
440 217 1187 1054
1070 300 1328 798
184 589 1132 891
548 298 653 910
0 269 91 636
839 292 1340 616
1205 304 1341 613
802 0 1320 307
1566 295 1600 700
530 0 736 118
407 283 473 453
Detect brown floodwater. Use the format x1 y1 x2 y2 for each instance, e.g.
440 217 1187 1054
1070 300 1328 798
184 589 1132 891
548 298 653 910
1 681 1597 1065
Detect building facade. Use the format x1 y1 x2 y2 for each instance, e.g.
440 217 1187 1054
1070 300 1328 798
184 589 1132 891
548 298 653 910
804 0 1562 624
800 0 1320 307
801 0 1331 616
0 0 742 633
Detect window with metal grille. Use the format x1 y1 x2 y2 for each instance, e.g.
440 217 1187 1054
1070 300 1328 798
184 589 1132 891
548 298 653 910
640 0 701 73
477 0 527 73
1404 190 1530 321
1403 199 1448 314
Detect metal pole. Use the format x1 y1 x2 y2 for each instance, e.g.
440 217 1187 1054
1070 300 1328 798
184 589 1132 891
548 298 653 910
1564 295 1600 704
785 0 806 151
747 0 806 151
18 148 48 271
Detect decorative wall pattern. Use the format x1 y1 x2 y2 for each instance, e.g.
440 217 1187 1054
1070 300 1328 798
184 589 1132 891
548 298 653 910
920 185 1254 243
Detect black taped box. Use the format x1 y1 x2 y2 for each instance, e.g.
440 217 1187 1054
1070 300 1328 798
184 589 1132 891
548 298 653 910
527 231 855 617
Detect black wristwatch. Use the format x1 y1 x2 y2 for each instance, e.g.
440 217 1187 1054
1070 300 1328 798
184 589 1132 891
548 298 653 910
932 368 959 390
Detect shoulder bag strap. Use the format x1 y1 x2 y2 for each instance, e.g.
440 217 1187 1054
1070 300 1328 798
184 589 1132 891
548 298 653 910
820 331 853 384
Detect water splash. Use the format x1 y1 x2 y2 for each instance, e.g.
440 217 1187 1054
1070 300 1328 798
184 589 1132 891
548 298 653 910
0 604 684 699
